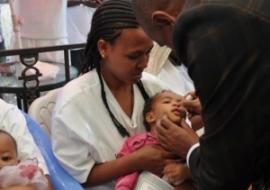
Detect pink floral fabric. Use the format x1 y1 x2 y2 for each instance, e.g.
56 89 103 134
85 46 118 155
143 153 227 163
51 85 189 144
115 133 159 190
0 159 48 190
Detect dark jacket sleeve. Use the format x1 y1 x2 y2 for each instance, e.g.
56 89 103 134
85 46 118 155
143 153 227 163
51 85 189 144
174 2 270 190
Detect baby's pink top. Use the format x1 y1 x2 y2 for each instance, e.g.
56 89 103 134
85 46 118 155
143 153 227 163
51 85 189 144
115 132 159 190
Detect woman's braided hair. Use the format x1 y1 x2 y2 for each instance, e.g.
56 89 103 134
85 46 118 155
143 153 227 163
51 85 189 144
81 0 149 137
81 0 139 73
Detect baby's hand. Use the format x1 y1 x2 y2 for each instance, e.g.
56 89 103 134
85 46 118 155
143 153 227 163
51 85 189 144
19 164 38 180
163 162 190 185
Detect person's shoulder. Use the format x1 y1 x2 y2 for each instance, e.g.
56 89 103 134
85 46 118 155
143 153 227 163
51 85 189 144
0 99 19 120
140 72 169 95
141 72 163 84
55 69 99 109
0 99 13 112
63 69 98 91
0 100 28 140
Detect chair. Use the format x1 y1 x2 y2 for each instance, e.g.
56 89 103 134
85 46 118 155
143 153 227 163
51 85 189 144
22 112 84 190
28 88 60 135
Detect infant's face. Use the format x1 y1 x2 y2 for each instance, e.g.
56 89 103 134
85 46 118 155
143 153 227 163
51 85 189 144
151 91 186 125
0 133 18 169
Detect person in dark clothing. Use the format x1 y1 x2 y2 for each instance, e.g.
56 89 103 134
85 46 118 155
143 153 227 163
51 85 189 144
131 0 270 189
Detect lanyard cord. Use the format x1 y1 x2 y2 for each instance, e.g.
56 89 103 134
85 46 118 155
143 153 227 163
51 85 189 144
96 68 149 137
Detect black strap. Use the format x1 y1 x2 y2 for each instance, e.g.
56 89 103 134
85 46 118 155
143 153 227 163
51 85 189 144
96 68 149 137
136 80 149 101
97 68 130 137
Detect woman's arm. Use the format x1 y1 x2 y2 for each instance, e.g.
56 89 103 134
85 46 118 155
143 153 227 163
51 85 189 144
8 0 15 15
83 145 173 187
8 0 21 32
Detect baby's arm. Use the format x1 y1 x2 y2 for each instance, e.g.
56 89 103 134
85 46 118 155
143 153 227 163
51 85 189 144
163 161 191 185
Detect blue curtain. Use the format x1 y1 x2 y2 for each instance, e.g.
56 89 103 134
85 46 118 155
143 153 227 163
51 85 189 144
22 112 84 190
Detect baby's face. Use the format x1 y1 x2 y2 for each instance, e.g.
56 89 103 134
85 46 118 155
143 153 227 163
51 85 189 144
151 91 186 125
0 133 18 169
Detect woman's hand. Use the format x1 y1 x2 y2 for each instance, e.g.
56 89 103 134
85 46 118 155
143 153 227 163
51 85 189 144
133 145 174 174
11 14 22 33
84 145 173 187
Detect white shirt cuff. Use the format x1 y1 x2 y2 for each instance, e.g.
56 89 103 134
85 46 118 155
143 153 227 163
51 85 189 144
186 142 200 168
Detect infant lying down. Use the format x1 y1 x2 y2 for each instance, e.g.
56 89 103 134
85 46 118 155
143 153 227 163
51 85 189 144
0 130 48 190
115 90 197 190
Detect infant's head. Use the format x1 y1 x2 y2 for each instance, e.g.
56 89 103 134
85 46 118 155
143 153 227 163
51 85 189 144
0 130 18 169
143 90 186 131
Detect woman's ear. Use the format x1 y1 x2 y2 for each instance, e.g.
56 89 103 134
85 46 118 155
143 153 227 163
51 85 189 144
97 39 108 58
145 112 157 124
151 11 175 26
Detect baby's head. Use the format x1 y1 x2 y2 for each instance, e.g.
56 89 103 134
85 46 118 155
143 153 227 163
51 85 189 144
0 130 18 169
143 90 186 132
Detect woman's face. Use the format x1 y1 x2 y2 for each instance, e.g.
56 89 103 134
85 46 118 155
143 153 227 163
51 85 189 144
100 28 154 84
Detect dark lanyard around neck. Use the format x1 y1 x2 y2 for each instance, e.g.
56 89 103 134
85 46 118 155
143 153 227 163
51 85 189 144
96 68 149 137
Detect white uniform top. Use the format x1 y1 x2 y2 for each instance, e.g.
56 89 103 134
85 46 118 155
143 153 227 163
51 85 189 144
51 70 167 190
146 43 194 95
14 0 67 39
0 99 49 175
157 60 194 95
